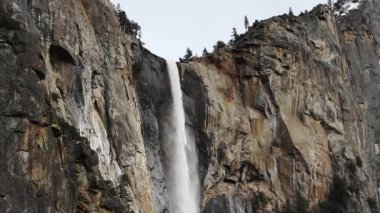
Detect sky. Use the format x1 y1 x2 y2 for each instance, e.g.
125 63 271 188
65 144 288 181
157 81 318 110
111 0 326 61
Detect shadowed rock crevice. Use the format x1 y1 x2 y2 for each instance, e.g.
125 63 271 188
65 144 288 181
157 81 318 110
49 45 76 65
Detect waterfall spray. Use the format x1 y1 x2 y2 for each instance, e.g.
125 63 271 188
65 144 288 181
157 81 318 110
163 60 200 213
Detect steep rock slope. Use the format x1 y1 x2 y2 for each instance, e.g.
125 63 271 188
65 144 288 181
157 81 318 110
177 1 380 212
0 0 380 212
0 0 154 212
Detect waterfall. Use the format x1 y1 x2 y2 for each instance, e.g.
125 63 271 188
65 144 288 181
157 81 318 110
163 60 200 213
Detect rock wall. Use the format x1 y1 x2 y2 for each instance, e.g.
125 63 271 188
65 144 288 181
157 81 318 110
136 3 380 212
178 1 380 212
0 0 380 212
0 0 153 212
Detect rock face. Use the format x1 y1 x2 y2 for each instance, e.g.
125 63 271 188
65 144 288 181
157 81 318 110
0 0 153 212
0 0 380 212
182 3 374 212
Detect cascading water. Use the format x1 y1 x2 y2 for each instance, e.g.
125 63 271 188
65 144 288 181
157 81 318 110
163 60 200 213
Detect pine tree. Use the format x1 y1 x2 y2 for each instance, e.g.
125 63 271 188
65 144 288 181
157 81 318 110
289 7 294 16
213 41 226 51
253 20 259 28
244 16 249 31
231 27 238 40
202 48 209 57
179 48 193 63
116 5 128 32
130 20 141 38
115 4 141 39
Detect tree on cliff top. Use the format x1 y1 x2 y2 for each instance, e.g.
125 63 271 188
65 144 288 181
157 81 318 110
289 7 294 16
231 27 238 40
115 4 141 39
213 41 226 51
179 48 194 63
229 27 239 45
202 48 210 57
244 15 249 31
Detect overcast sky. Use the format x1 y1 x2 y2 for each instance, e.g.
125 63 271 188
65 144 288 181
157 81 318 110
111 0 326 61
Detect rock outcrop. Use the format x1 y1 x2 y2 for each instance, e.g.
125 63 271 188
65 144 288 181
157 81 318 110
0 0 380 212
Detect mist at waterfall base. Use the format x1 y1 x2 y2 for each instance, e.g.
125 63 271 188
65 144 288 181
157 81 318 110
161 61 200 213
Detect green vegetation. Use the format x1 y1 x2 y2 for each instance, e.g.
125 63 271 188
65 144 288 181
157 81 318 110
318 176 351 213
253 191 270 209
289 7 294 16
179 48 194 63
115 4 141 39
213 40 226 51
294 191 310 213
283 191 310 213
202 48 209 57
283 200 293 213
229 27 239 45
232 27 238 40
244 15 249 31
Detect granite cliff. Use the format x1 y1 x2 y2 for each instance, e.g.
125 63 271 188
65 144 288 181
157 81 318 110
0 0 380 212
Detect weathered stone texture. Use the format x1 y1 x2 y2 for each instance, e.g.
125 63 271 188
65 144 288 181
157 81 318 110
0 0 153 212
1 0 380 212
178 2 380 212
